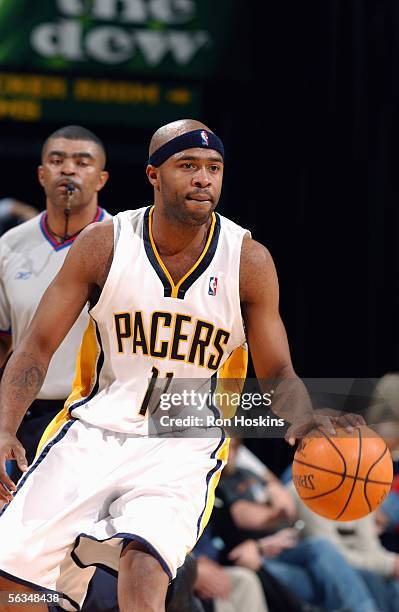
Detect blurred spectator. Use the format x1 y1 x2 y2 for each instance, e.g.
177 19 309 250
0 197 39 235
215 437 380 612
237 443 291 485
289 479 399 612
195 555 268 612
194 519 305 612
377 475 399 534
366 374 399 552
194 520 268 612
367 373 399 457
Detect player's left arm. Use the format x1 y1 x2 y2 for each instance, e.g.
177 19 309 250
0 223 112 420
240 236 365 442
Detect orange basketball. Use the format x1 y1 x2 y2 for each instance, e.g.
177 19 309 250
292 425 393 521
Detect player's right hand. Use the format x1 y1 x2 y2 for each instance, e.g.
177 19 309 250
286 409 366 445
0 432 28 502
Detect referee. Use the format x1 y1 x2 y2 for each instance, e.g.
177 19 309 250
0 125 110 482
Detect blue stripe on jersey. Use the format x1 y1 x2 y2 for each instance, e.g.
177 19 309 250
0 419 76 517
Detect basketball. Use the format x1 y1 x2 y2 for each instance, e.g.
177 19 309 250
292 425 393 521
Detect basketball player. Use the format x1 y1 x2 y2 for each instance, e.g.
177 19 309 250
0 125 110 482
0 119 365 611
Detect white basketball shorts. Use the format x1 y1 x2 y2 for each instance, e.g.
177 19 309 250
0 418 228 611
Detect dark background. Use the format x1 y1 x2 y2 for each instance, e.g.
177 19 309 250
1 2 398 473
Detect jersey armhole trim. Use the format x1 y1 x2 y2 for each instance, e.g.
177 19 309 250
88 216 120 318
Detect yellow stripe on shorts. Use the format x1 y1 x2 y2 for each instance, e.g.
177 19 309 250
197 437 230 539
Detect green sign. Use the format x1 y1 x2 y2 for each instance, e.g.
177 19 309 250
0 0 249 78
0 71 200 126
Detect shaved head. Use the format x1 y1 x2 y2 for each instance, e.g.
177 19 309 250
146 119 224 227
149 119 213 157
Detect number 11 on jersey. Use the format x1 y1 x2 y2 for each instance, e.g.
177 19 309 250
139 366 174 416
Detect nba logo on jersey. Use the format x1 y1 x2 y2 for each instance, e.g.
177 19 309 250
208 277 218 296
201 130 209 146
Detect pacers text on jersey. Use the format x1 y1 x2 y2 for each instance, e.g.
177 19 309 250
114 310 230 371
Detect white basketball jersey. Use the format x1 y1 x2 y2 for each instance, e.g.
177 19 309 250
0 208 108 399
66 206 249 433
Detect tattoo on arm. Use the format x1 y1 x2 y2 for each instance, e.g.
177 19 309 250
0 350 47 433
4 352 45 404
10 367 44 400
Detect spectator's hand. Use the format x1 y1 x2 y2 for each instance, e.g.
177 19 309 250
228 540 262 571
11 201 39 221
375 509 390 535
258 528 298 558
393 555 399 579
0 432 27 502
194 556 231 600
286 409 366 445
268 480 297 522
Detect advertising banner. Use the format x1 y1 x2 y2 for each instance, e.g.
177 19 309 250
0 70 200 126
0 0 248 78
